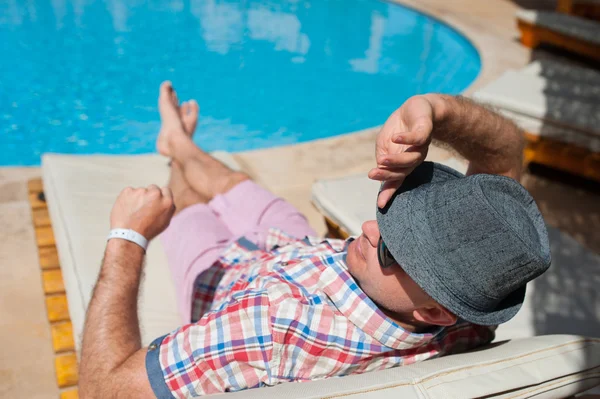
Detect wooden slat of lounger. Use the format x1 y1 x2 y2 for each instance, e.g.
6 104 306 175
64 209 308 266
39 246 60 270
36 225 56 247
558 0 600 20
51 322 75 353
28 191 47 210
43 269 65 294
557 0 574 14
28 178 44 194
46 295 70 322
28 179 47 210
524 133 600 182
585 154 600 178
28 179 78 399
60 389 79 399
32 207 51 228
55 353 78 388
573 3 600 20
324 216 350 240
517 20 600 62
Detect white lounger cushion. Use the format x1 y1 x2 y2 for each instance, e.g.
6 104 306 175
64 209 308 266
522 59 600 84
42 153 241 352
231 335 600 399
491 108 600 152
473 69 600 136
44 154 600 397
473 60 600 152
312 175 381 236
516 9 600 45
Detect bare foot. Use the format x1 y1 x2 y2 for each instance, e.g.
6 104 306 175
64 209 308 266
180 100 199 137
156 81 187 157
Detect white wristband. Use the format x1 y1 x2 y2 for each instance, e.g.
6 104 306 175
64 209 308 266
107 229 149 251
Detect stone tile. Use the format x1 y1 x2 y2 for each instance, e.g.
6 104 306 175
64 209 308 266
0 167 42 185
523 172 600 253
237 128 378 191
0 201 58 399
0 181 27 204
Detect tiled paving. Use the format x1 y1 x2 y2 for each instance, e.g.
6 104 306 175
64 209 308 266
0 168 59 399
1 0 598 397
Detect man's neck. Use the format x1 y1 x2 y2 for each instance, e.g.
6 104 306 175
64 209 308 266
380 307 435 334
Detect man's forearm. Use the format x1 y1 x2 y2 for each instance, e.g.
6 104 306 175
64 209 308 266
425 94 525 179
79 239 145 397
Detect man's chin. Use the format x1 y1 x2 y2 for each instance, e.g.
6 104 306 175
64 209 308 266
345 242 361 283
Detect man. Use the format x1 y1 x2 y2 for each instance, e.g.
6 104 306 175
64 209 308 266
78 82 550 398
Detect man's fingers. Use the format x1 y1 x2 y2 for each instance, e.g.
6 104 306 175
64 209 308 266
392 120 432 146
392 131 429 146
160 187 176 215
145 184 162 200
160 186 173 199
160 187 175 207
368 167 410 181
376 151 424 169
377 181 403 208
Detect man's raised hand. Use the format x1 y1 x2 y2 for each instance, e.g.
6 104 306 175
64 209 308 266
110 185 176 241
369 95 435 208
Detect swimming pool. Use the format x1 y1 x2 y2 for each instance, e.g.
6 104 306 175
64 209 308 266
0 0 480 166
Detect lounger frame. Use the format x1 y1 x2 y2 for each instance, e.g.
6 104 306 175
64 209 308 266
558 0 600 20
28 178 79 399
517 19 600 61
524 132 600 182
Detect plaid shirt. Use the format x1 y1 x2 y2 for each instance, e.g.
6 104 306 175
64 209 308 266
146 229 495 398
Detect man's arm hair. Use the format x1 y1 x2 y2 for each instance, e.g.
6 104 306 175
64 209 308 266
78 239 155 398
425 94 525 180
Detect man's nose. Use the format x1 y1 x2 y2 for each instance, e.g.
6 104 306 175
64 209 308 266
361 220 380 247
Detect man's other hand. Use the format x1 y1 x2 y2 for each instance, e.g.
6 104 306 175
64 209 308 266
369 95 435 208
110 185 176 240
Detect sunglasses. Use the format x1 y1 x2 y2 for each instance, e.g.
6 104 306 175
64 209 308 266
377 237 397 268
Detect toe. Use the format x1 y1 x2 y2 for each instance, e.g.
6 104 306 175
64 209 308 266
160 81 172 95
189 100 199 115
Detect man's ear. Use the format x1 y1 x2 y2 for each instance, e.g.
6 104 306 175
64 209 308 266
413 305 457 326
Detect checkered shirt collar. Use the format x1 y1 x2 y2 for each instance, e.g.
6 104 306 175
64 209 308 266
320 245 443 350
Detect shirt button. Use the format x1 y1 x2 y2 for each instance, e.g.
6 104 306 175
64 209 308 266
148 343 157 351
280 261 288 266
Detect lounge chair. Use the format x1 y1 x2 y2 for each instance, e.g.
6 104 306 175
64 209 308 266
472 59 600 182
516 9 600 61
34 153 600 398
557 0 600 21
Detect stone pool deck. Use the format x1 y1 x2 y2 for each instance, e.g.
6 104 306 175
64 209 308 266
1 0 599 398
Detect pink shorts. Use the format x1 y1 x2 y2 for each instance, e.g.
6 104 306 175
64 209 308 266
160 180 316 322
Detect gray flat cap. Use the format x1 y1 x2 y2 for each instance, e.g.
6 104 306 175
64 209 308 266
376 162 551 325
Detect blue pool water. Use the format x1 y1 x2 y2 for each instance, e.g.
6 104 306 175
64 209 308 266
0 0 480 166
